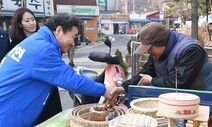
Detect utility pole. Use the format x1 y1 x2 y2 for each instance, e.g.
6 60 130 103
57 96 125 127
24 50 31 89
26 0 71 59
133 0 135 13
21 0 26 8
206 0 211 41
191 0 198 40
125 0 128 13
105 0 107 11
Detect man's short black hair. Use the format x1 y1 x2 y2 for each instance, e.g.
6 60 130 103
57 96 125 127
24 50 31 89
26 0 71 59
45 13 81 33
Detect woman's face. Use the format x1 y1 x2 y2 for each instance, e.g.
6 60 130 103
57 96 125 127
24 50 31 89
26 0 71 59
20 12 37 36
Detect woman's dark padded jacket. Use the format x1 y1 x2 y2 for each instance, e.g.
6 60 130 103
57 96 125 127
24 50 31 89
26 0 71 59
0 28 10 62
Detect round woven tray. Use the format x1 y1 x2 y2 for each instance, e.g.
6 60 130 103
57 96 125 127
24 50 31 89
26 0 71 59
127 108 168 127
109 114 158 127
130 98 159 117
70 103 125 127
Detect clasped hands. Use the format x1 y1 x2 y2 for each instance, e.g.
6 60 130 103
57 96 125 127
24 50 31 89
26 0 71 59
103 74 152 100
104 85 124 102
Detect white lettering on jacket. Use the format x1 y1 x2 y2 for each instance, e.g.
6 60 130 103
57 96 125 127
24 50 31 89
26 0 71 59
8 46 26 62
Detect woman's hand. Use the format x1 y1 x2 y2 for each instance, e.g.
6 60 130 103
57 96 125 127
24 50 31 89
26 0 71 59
137 74 152 86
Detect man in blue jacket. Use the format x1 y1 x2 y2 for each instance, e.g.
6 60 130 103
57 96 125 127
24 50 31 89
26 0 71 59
0 13 124 127
0 1 10 62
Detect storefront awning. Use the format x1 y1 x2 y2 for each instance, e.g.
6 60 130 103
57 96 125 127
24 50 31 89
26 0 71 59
130 19 151 22
2 11 45 18
149 18 163 21
169 18 177 21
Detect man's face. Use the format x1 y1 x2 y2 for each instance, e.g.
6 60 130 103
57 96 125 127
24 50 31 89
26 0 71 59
54 26 78 54
148 45 165 59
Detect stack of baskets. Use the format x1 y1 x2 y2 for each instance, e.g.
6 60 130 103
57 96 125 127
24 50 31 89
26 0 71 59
70 104 125 127
128 98 168 127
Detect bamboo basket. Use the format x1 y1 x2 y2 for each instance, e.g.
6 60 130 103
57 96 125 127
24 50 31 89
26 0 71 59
127 108 168 127
157 93 200 119
70 103 125 127
109 114 158 127
130 98 159 117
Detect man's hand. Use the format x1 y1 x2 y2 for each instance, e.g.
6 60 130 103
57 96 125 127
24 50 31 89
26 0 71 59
137 74 152 86
103 85 124 101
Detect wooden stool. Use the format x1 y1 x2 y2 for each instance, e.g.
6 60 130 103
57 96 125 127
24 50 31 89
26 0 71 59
167 106 210 127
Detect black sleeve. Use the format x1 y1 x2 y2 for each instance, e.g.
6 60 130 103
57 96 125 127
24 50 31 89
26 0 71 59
139 55 157 77
152 46 206 89
122 74 141 93
122 55 156 93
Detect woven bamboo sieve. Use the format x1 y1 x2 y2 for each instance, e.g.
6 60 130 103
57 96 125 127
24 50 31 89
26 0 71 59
109 114 158 127
130 98 159 117
70 103 125 127
127 108 168 127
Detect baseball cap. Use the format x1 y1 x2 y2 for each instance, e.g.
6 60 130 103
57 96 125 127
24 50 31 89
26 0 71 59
135 22 169 54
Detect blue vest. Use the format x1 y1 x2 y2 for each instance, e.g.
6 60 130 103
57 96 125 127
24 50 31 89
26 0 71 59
154 32 212 90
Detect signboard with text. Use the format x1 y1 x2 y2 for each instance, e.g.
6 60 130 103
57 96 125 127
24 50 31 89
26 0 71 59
57 5 99 16
26 0 44 13
208 14 212 24
101 14 129 19
98 0 106 6
44 0 54 16
2 0 21 11
159 11 164 20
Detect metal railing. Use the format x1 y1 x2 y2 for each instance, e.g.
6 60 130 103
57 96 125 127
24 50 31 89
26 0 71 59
131 41 149 76
204 46 212 61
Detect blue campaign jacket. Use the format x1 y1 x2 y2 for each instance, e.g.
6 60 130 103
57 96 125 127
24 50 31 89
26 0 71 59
0 26 106 127
0 28 10 62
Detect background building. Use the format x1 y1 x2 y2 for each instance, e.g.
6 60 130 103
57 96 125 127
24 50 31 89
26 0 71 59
1 0 50 30
0 0 100 42
54 0 99 42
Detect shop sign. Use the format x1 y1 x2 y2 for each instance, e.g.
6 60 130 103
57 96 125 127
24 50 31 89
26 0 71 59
2 0 21 11
98 0 106 6
86 27 95 31
159 10 164 20
101 14 129 19
208 14 212 24
57 5 99 16
130 14 146 20
44 0 54 16
26 0 44 13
